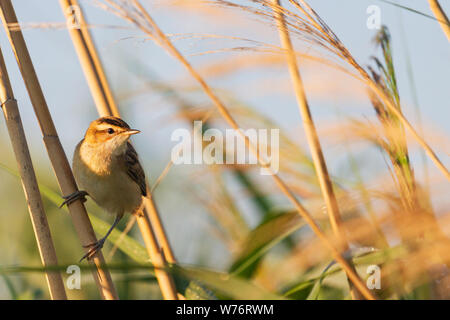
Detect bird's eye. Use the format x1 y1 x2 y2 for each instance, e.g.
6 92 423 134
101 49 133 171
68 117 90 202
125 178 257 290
107 128 115 134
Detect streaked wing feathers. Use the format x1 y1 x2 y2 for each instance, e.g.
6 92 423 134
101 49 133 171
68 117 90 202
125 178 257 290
124 142 147 197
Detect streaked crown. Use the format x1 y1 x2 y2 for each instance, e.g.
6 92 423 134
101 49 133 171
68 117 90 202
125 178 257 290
84 116 140 144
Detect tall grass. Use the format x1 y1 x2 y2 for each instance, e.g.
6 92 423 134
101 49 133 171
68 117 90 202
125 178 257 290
0 45 66 300
0 0 448 300
428 0 450 40
97 0 382 299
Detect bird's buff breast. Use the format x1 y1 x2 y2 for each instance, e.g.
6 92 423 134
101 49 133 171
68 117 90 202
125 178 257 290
73 142 142 215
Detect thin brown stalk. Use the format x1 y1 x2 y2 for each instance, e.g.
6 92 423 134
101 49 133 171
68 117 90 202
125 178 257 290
151 109 214 193
142 196 176 265
367 78 449 180
428 0 450 41
270 0 365 300
106 0 376 300
59 0 178 299
136 214 178 299
0 0 118 300
0 47 67 300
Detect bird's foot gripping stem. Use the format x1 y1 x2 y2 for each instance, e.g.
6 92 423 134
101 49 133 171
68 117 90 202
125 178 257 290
59 190 88 208
79 238 106 262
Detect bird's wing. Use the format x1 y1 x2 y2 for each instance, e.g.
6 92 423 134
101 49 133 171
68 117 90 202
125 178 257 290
124 142 147 197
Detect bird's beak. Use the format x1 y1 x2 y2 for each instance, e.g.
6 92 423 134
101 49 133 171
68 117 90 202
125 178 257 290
122 129 140 136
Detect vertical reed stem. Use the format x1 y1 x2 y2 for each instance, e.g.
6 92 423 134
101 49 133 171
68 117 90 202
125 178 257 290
0 46 67 300
271 0 364 299
58 0 178 299
428 0 450 41
136 214 178 300
0 0 118 300
60 0 119 117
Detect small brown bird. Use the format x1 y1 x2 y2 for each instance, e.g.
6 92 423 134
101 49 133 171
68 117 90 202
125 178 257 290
61 116 146 261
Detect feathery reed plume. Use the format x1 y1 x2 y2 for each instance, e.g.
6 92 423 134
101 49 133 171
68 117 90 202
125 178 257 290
98 0 376 300
270 0 365 299
58 0 178 299
60 0 119 117
428 0 450 41
289 0 449 181
0 46 67 300
212 0 449 180
0 0 118 300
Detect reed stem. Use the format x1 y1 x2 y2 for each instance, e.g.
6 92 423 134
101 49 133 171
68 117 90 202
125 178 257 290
0 46 67 300
58 0 178 299
428 0 450 41
271 0 365 300
293 0 449 181
0 0 118 300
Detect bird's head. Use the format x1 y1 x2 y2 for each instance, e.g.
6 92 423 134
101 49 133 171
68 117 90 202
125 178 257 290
84 116 140 155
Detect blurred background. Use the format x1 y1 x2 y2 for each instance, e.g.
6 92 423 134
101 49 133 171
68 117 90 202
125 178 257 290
0 0 448 299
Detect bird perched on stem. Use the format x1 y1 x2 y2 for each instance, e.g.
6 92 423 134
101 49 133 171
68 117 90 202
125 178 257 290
61 116 146 261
